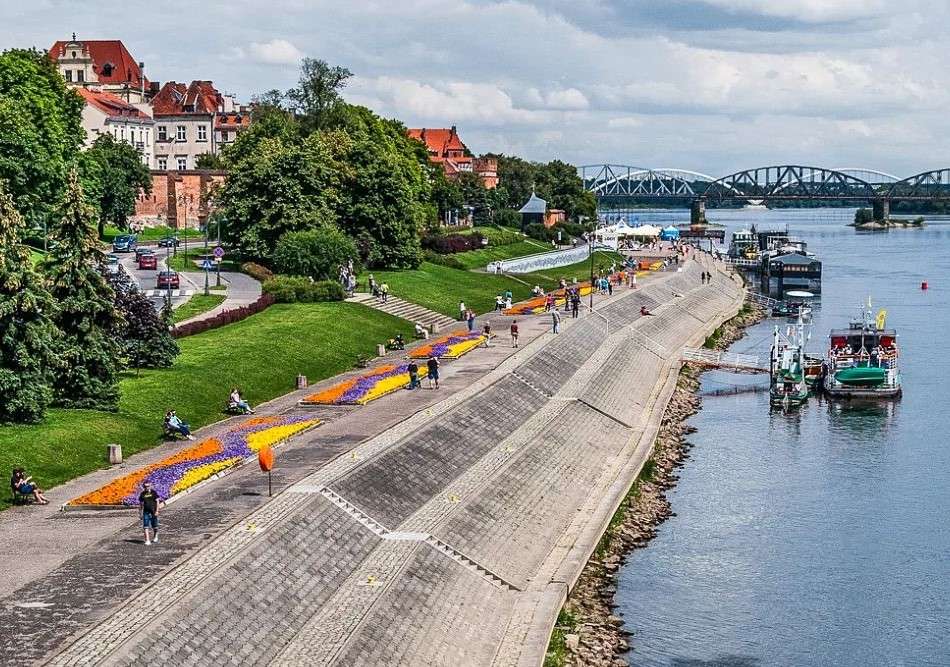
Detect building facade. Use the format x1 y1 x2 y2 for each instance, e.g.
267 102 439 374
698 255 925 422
407 127 498 189
76 88 154 165
49 37 154 105
152 81 246 171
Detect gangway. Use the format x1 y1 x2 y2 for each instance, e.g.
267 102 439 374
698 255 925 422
681 347 768 372
746 291 778 308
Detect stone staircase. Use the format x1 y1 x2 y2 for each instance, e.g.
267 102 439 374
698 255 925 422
347 293 458 332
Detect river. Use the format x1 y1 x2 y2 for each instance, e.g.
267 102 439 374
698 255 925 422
614 208 950 666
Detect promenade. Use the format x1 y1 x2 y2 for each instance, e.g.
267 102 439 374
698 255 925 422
0 255 743 666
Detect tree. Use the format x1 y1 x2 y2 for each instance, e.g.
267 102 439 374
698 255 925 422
287 58 353 134
81 134 152 238
0 48 84 231
195 152 224 170
45 172 123 410
492 154 596 222
854 208 874 225
0 184 58 423
273 227 357 280
107 270 178 370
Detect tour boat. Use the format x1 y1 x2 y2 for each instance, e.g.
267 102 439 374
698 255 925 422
824 300 901 399
770 315 811 408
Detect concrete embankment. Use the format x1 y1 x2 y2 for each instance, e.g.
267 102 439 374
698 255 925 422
29 255 744 667
544 303 766 666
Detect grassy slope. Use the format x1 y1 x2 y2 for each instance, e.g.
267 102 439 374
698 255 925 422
0 303 412 506
450 240 550 270
368 251 622 318
171 294 226 323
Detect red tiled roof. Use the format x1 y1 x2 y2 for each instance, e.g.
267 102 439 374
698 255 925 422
49 39 149 88
151 80 223 116
407 127 468 158
76 87 151 120
214 113 251 130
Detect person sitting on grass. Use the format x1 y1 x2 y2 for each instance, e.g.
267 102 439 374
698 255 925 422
229 388 254 414
11 468 49 504
165 410 195 440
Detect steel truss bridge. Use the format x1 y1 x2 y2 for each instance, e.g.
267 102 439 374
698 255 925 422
580 164 950 205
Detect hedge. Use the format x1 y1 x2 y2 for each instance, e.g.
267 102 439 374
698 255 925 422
262 276 346 303
171 293 276 338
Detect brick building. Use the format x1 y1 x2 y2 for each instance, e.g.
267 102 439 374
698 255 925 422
407 127 498 189
132 170 225 230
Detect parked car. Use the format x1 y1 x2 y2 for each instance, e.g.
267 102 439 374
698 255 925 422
158 235 179 248
138 253 158 270
156 270 180 289
112 234 137 252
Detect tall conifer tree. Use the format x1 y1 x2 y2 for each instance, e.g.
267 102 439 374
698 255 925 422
45 172 122 409
0 184 57 423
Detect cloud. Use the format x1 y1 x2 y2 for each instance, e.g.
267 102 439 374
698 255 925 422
246 39 305 65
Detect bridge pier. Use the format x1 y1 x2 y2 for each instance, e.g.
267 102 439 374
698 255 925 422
872 199 890 222
690 199 707 225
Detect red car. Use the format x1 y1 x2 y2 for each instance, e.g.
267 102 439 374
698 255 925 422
156 271 180 289
138 253 157 270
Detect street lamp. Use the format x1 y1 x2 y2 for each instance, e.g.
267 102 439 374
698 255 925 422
588 232 595 311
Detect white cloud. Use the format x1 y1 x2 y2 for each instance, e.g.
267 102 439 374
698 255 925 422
246 39 305 65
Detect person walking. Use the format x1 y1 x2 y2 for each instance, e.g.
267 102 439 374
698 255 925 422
139 481 160 546
510 320 519 347
407 360 420 390
483 321 492 347
552 308 561 334
380 283 389 303
426 356 440 389
495 295 504 311
458 301 466 321
467 309 476 332
571 293 580 319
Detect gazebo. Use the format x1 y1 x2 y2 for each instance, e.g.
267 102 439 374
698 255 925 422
518 191 547 231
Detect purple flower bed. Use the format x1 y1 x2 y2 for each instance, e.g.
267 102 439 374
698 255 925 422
339 364 411 404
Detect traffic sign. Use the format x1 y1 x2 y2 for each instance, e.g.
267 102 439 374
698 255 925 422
200 259 214 270
213 245 225 259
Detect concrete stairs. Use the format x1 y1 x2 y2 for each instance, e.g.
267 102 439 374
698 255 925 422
347 293 458 332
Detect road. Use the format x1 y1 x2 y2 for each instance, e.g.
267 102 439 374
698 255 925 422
116 250 194 311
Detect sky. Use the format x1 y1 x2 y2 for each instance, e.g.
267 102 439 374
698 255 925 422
4 0 948 176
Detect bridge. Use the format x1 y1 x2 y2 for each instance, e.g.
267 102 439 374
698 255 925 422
580 164 950 223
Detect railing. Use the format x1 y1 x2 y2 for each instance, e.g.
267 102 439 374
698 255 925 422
681 347 767 371
487 243 613 275
747 291 778 308
721 257 760 268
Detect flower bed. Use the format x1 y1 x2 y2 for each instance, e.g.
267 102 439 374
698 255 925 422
301 364 428 406
409 330 486 360
67 415 319 507
504 271 638 315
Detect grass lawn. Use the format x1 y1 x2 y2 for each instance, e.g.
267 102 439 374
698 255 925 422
0 302 412 509
102 225 204 243
166 247 241 273
450 240 551 270
171 294 226 323
368 251 624 318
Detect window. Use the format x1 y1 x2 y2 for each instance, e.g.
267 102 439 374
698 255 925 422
64 69 72 82
120 127 126 140
220 130 229 142
157 126 167 141
102 63 113 77
197 125 207 142
76 69 84 83
176 125 186 142
157 157 167 171
176 156 187 171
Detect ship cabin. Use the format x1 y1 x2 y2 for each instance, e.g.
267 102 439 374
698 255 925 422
763 252 822 295
828 326 899 369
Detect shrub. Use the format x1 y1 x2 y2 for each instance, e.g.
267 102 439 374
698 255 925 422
477 225 523 246
262 276 346 303
420 231 485 254
525 223 557 242
172 293 276 338
492 208 521 230
242 262 274 283
273 227 357 280
423 250 465 269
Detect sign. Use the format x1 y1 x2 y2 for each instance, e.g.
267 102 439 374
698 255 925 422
213 245 225 259
200 259 214 271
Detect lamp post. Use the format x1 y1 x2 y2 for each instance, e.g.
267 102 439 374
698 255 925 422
164 240 172 309
588 232 595 311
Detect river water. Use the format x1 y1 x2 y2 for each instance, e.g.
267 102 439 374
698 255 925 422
614 209 950 666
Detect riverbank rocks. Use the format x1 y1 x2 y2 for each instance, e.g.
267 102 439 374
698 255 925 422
552 299 767 667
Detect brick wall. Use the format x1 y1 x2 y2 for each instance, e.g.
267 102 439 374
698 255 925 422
133 170 225 229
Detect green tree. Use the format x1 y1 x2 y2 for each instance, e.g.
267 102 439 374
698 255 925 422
854 208 874 225
0 184 58 423
0 48 84 230
45 172 123 410
287 58 353 134
81 134 152 238
195 152 224 170
273 227 357 280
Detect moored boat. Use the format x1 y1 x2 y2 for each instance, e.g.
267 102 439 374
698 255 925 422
770 317 811 408
824 300 901 399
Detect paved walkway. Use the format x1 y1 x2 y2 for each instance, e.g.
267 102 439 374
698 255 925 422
0 254 743 665
176 270 263 326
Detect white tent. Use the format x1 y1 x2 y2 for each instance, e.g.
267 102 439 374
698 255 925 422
630 224 661 237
